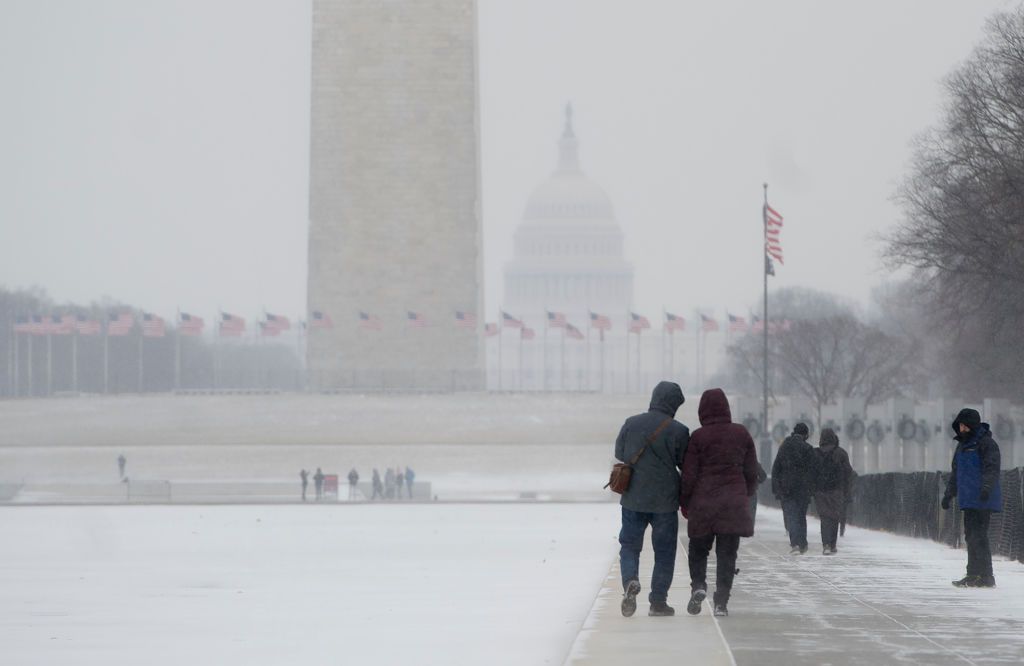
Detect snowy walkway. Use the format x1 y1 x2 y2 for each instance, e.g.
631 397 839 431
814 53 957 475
567 507 1024 666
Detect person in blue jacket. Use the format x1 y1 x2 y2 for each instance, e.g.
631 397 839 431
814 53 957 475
941 408 1001 588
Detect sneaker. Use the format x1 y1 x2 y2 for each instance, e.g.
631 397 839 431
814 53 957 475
978 575 997 588
687 588 707 615
713 603 728 617
648 601 675 617
830 546 838 555
789 546 801 555
621 579 641 617
823 546 831 556
952 575 983 588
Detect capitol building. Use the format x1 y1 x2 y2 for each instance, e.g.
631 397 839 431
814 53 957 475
491 106 670 392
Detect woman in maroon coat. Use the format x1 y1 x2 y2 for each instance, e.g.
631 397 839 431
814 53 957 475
679 388 759 617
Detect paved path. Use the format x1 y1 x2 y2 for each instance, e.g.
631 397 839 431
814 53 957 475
566 507 1024 666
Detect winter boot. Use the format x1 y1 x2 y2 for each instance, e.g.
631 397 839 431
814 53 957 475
978 575 996 588
621 579 641 617
648 601 675 617
952 575 982 588
789 545 801 555
823 545 831 556
686 587 707 615
713 603 728 617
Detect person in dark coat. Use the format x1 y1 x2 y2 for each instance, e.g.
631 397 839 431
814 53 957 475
750 461 768 526
347 468 359 500
313 467 325 501
614 381 690 618
371 469 383 500
771 423 819 554
813 428 854 555
405 466 415 499
118 454 127 479
942 408 1001 588
300 469 309 502
679 388 759 618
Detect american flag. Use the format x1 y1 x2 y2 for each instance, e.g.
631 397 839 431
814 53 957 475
521 327 536 341
13 316 33 334
764 203 784 266
142 312 166 338
264 313 291 333
501 311 523 329
75 314 101 336
589 311 612 331
50 315 74 336
259 321 280 336
546 311 567 328
29 315 49 335
310 310 334 330
219 312 246 337
484 323 499 337
108 312 135 336
665 312 686 332
728 314 748 333
359 311 383 331
179 312 205 336
629 312 651 333
752 316 765 333
700 314 719 332
407 311 428 328
566 323 584 340
454 311 477 328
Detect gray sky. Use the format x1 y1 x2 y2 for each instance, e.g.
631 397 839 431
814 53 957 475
0 0 1016 325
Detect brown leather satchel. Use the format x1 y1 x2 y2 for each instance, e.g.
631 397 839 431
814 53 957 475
605 418 673 494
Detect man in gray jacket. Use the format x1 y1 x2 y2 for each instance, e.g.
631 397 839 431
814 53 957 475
614 381 690 617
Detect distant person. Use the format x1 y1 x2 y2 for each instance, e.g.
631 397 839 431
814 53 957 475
405 466 416 499
813 428 854 555
300 469 309 502
614 381 689 618
371 469 383 500
680 389 759 618
772 423 819 554
943 408 1002 588
396 469 405 500
347 468 360 500
750 460 767 526
384 467 396 500
118 454 127 479
313 467 325 501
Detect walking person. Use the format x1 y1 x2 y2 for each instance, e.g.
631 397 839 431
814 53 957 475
118 454 127 479
313 467 325 501
749 461 767 527
384 467 395 499
772 423 819 554
371 469 383 500
813 428 854 555
680 389 759 618
347 468 359 500
405 466 416 499
942 408 1002 588
300 469 309 502
396 469 405 500
614 381 690 618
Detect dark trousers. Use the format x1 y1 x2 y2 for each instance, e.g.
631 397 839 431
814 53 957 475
820 516 839 549
688 534 740 606
963 509 993 577
618 508 678 603
781 497 809 549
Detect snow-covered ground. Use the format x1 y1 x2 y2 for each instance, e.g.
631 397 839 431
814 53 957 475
0 504 619 666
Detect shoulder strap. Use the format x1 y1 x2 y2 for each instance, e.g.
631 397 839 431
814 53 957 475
628 418 674 466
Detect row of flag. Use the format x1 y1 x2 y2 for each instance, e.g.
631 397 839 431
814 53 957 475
11 311 301 339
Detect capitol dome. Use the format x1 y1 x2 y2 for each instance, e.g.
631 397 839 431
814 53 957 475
503 105 634 319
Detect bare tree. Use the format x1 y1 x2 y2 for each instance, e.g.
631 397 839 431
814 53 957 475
886 8 1024 398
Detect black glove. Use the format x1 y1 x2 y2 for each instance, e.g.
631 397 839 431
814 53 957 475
941 495 951 510
980 488 990 502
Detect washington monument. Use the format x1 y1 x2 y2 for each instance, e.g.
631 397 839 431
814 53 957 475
307 0 484 390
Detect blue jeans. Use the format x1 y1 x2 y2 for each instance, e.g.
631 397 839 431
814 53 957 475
619 508 678 603
781 497 809 549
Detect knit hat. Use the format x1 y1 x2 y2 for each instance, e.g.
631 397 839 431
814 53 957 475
793 422 809 438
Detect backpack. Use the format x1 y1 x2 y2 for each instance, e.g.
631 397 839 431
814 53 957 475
819 449 842 491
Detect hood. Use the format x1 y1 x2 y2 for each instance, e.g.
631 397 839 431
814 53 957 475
698 388 732 426
951 408 982 437
649 381 684 417
818 427 839 450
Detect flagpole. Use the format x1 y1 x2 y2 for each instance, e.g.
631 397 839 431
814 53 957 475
560 326 566 391
497 308 503 392
13 326 19 397
174 309 181 391
543 307 548 392
762 183 770 454
138 321 144 393
625 311 630 394
46 324 52 396
102 318 108 394
586 307 591 392
71 325 78 393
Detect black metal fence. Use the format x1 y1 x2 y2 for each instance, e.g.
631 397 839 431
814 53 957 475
760 468 1024 563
